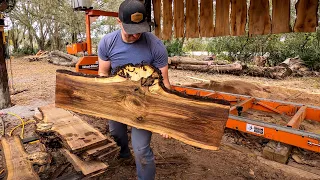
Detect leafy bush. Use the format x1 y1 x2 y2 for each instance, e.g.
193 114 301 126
163 39 184 57
12 46 36 56
183 39 207 52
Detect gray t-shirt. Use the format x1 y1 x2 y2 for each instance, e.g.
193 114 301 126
98 30 168 74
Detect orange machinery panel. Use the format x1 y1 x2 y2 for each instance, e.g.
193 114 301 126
75 56 98 75
67 42 87 55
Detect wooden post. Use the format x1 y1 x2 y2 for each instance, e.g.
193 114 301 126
0 14 11 109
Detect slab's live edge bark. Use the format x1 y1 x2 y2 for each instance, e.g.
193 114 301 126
0 136 50 180
55 64 230 150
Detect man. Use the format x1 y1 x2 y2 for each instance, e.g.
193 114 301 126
97 0 170 179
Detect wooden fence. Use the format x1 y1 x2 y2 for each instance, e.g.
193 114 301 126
152 0 319 39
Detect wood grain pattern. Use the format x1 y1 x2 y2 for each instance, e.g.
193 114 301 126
0 136 40 180
249 0 271 35
38 105 109 153
215 0 230 36
200 0 215 37
272 0 291 34
230 0 247 36
152 0 161 38
162 0 173 40
186 0 199 38
294 0 318 32
55 65 230 150
174 0 184 38
60 148 108 176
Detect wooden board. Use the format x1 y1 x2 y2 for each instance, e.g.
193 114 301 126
249 0 271 36
81 141 116 160
230 0 247 36
294 0 318 32
215 0 230 36
0 136 40 180
38 105 109 153
272 0 291 34
60 148 108 176
174 0 184 38
200 0 215 37
152 0 161 38
55 65 230 150
162 0 173 40
186 0 199 38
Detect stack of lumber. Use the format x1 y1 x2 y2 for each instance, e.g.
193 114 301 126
0 136 51 180
55 64 230 151
35 105 118 177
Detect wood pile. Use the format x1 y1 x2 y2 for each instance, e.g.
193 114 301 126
169 56 319 79
55 64 230 150
47 50 79 67
24 50 79 67
23 50 49 62
0 136 51 180
35 105 118 178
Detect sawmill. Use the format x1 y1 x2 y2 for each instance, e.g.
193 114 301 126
0 0 319 179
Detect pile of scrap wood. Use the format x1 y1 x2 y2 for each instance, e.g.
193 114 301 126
23 50 49 62
24 50 79 67
34 105 119 178
46 50 79 67
169 56 319 79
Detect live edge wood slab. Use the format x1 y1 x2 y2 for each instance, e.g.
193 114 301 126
55 64 230 150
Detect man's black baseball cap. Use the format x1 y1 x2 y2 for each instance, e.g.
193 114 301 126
119 0 150 34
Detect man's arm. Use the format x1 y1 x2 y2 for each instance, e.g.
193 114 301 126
159 65 171 89
98 58 111 77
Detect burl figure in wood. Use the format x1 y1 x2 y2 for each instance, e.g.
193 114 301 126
55 64 230 150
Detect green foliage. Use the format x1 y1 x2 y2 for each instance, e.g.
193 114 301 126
183 39 207 52
206 29 320 70
163 39 184 57
12 46 37 56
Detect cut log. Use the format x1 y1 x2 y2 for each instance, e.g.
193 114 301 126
0 136 51 180
36 105 110 154
169 56 229 65
60 148 108 177
50 50 79 63
253 56 267 67
174 63 243 73
55 64 230 150
244 65 292 79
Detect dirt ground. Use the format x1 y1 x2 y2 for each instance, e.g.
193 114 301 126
1 57 320 179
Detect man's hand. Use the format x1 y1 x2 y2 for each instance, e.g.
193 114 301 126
160 133 170 139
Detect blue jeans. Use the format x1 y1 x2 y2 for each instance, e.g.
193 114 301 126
109 120 155 180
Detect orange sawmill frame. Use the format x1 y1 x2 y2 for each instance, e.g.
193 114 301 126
172 86 320 153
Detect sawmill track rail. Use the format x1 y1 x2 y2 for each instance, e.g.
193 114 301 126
172 85 320 153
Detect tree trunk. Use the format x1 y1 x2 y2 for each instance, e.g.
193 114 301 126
0 31 11 109
169 56 229 65
173 62 243 73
